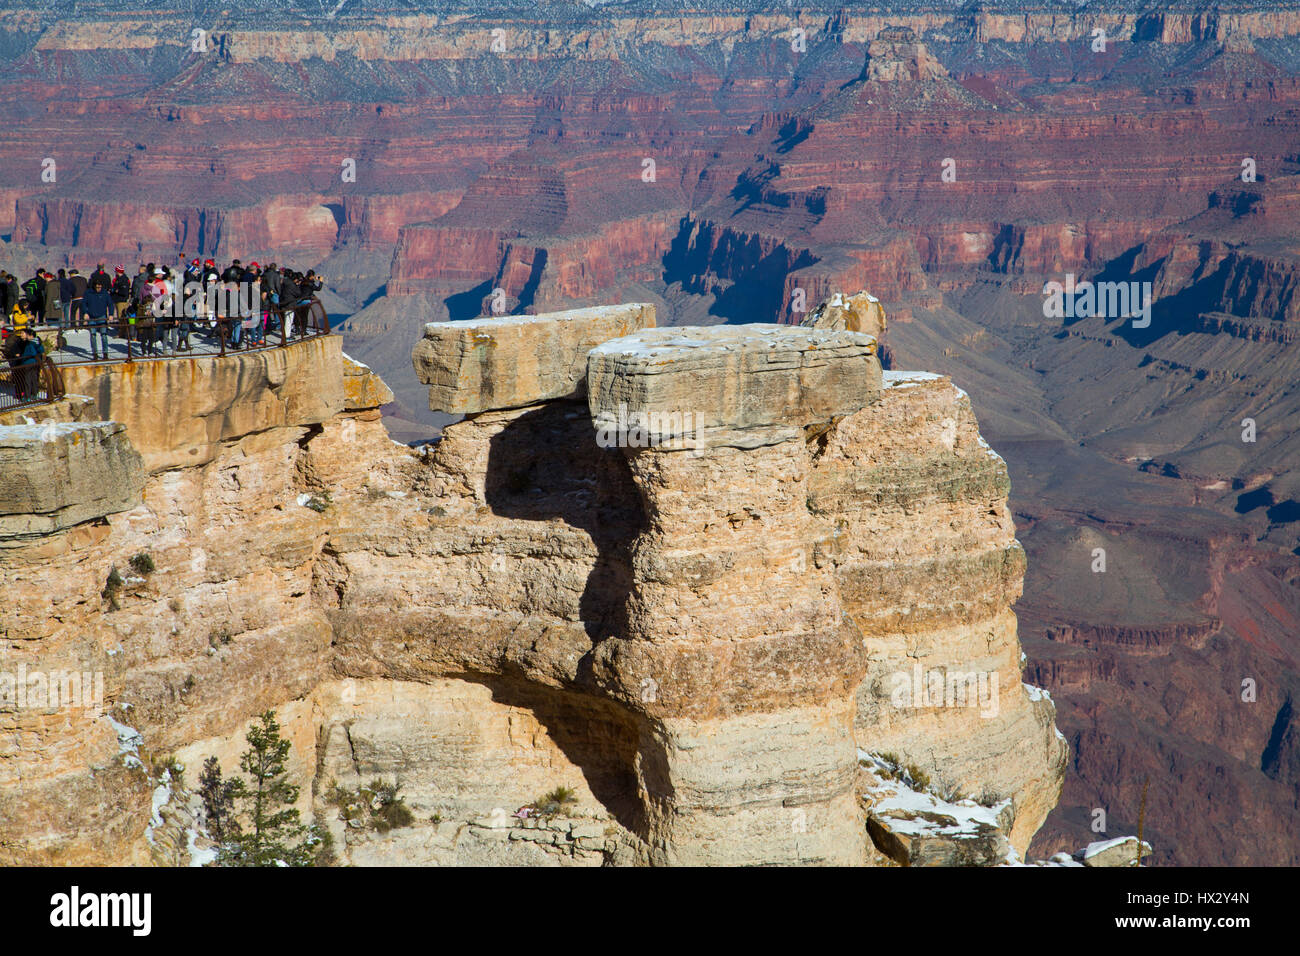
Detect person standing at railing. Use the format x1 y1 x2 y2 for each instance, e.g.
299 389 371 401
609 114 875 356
222 259 245 347
58 269 74 328
82 278 114 362
297 270 323 338
42 271 60 336
202 258 220 329
261 262 282 334
1 273 17 318
68 269 87 328
138 269 165 356
14 327 44 399
278 270 300 338
182 258 204 341
155 267 179 353
110 267 132 337
241 261 263 347
90 263 111 292
21 272 43 325
181 260 201 331
130 264 149 318
2 321 22 390
9 297 33 334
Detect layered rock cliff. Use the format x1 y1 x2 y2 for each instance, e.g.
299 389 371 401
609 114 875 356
0 301 1064 865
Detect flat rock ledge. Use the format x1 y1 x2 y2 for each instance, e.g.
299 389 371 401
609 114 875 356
0 421 145 540
587 324 881 450
414 303 656 414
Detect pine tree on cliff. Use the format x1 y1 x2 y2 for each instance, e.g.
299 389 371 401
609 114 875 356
198 756 241 847
205 710 329 866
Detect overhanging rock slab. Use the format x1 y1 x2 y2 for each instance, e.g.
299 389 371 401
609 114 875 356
587 324 881 450
0 421 145 540
415 303 656 414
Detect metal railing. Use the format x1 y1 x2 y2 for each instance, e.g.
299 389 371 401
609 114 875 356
38 297 331 367
3 299 327 412
0 356 66 413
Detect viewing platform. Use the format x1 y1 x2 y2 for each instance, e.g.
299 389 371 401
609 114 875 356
1 299 331 414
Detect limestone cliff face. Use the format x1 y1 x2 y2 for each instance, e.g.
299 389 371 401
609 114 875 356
0 298 1064 865
811 371 1067 849
20 7 1300 64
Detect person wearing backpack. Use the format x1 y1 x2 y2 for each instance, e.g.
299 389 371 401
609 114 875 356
21 272 42 324
130 264 149 314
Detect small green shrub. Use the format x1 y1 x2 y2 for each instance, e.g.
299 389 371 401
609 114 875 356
326 779 415 833
128 552 155 575
936 782 968 803
903 763 931 791
312 827 336 866
535 785 578 818
150 755 186 789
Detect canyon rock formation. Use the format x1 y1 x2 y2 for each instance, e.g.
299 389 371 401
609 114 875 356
0 302 1063 866
2 0 1299 865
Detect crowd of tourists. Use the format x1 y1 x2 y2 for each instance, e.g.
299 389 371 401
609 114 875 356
1 259 325 379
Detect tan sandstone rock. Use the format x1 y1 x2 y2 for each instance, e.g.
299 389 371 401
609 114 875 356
414 303 655 414
57 335 345 473
342 353 395 410
587 324 880 450
809 369 1068 854
799 290 888 342
0 421 144 541
0 303 1066 868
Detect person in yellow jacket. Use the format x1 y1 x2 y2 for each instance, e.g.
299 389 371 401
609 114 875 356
9 297 33 333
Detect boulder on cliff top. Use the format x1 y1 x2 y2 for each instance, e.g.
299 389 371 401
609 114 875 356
413 303 656 415
586 324 881 450
342 352 394 411
799 290 887 342
1081 835 1154 867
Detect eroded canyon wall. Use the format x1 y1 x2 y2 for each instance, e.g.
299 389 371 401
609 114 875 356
0 302 1063 865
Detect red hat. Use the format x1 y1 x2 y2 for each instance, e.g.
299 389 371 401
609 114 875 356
204 258 214 266
249 261 259 268
191 258 200 266
114 266 125 273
